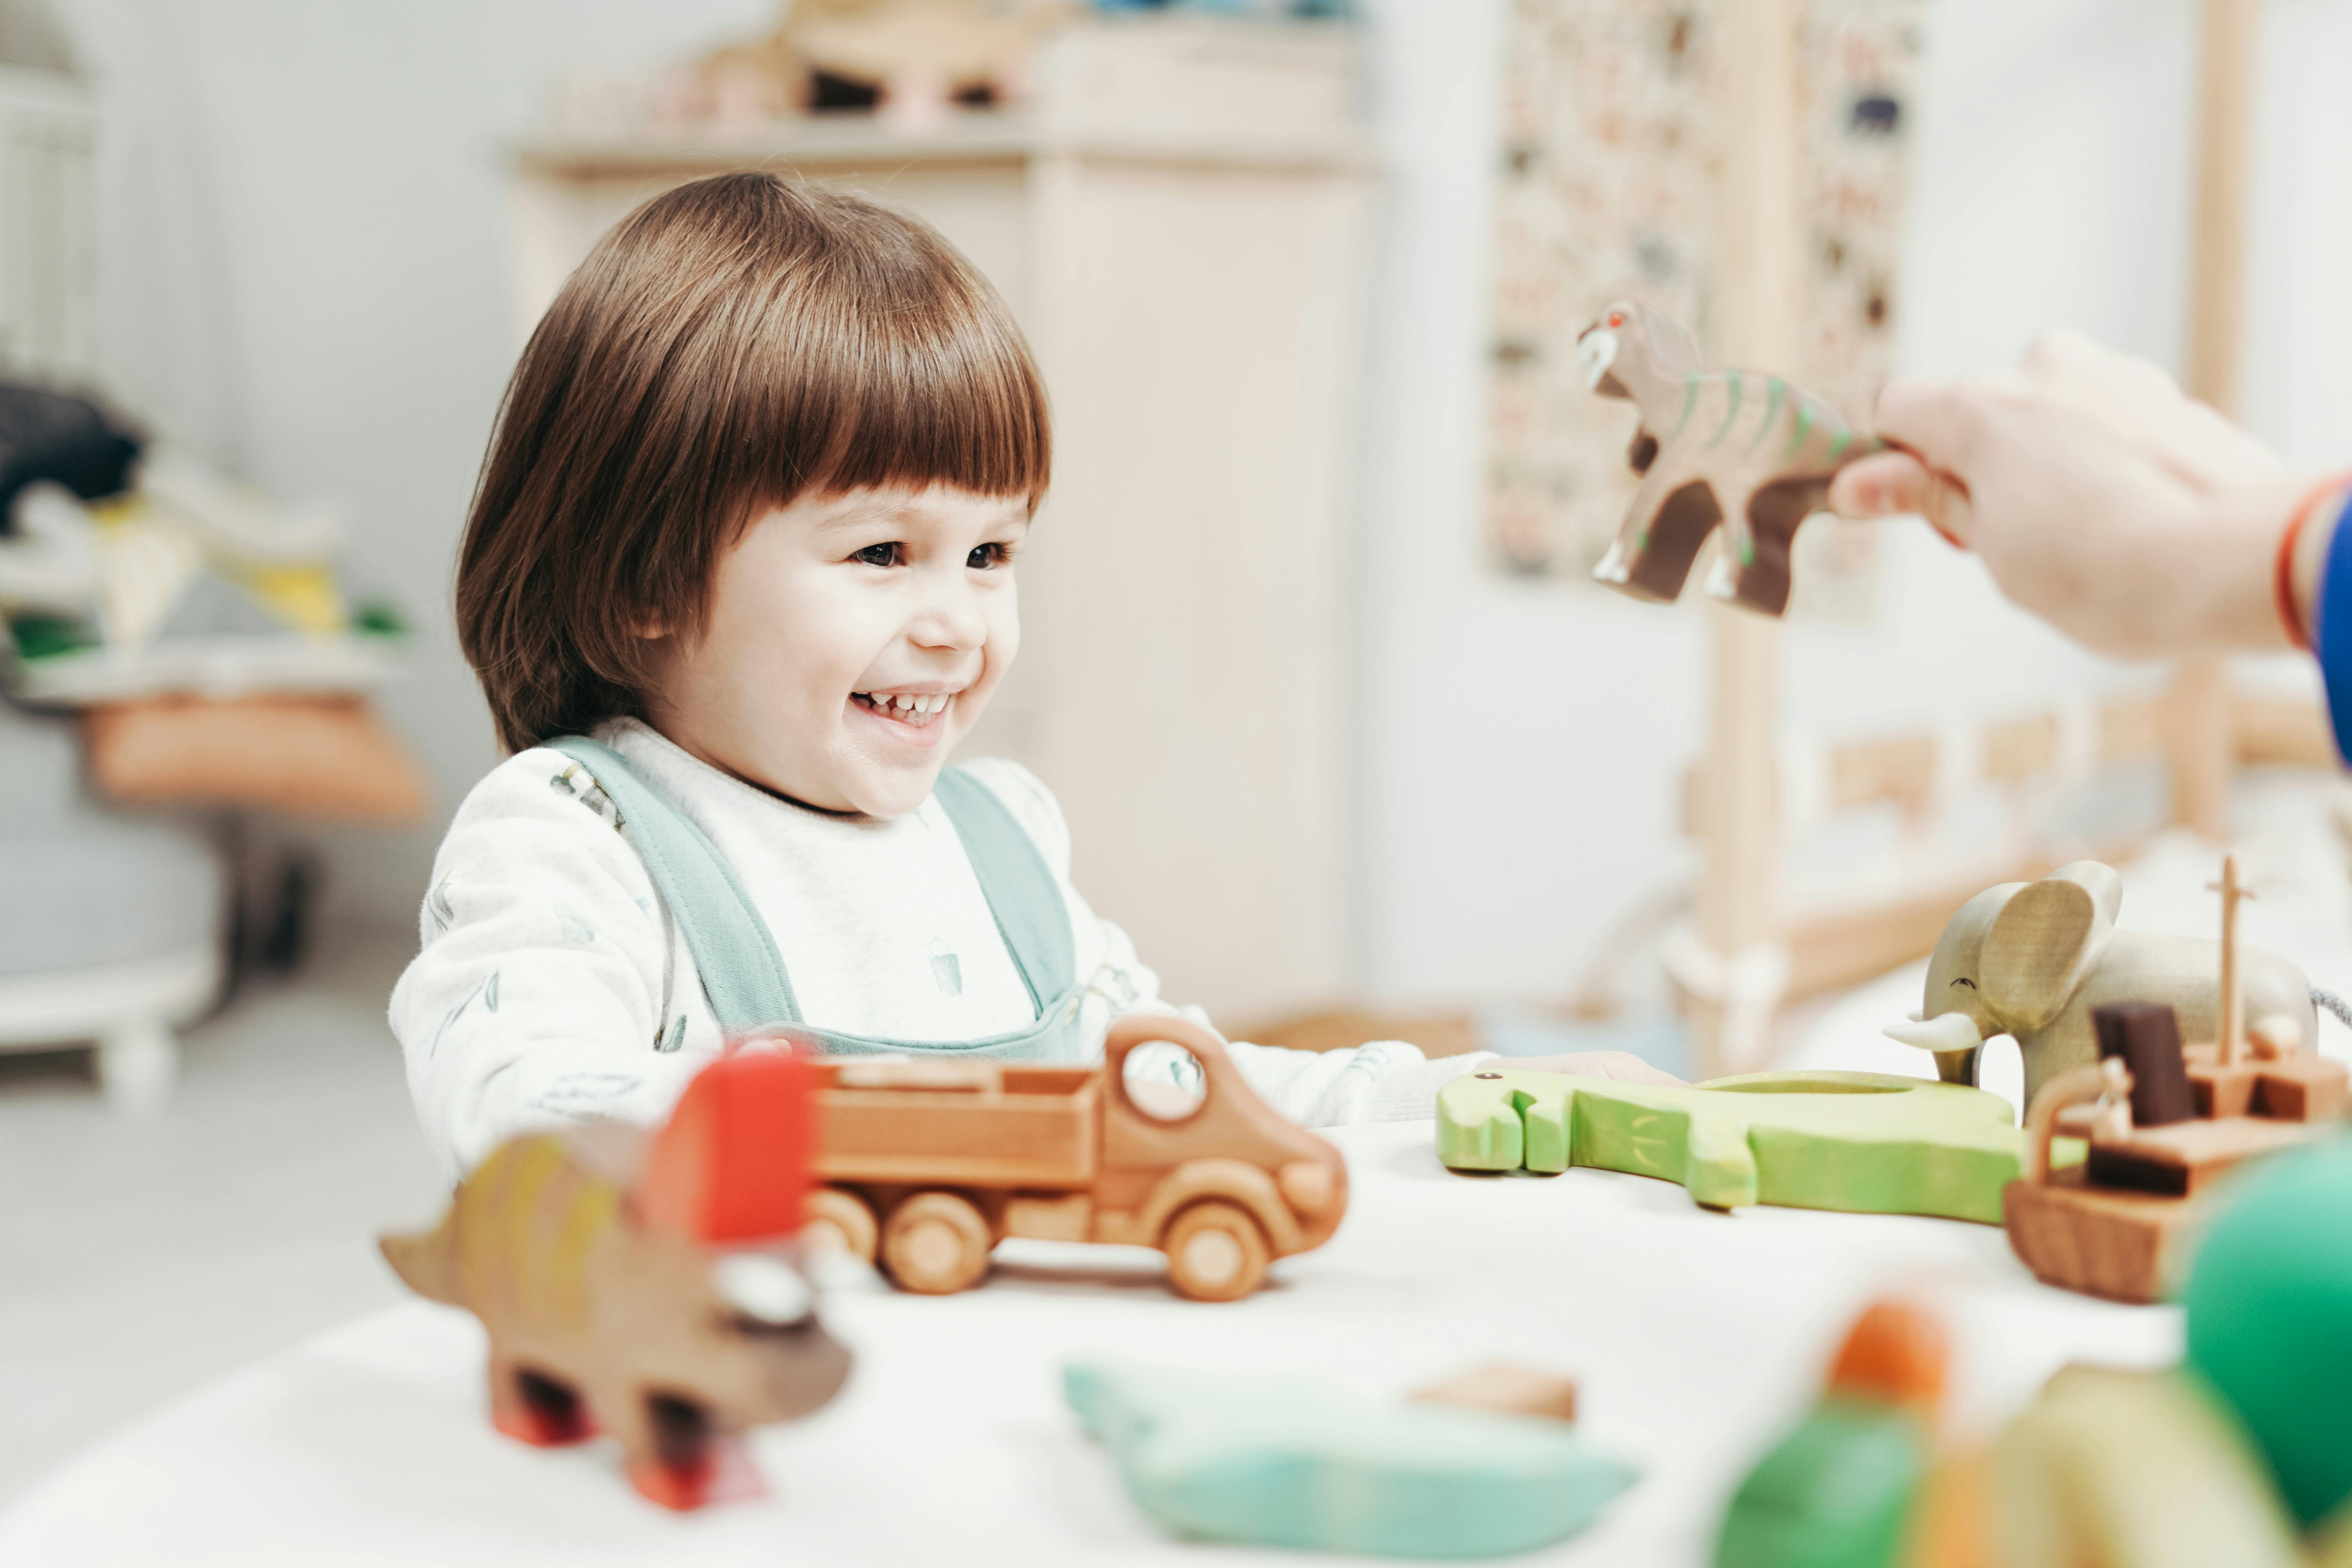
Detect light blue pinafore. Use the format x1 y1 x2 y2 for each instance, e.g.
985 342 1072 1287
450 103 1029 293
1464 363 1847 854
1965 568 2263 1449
547 735 1090 1061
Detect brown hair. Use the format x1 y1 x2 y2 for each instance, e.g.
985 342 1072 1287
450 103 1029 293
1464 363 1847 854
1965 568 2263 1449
456 172 1051 752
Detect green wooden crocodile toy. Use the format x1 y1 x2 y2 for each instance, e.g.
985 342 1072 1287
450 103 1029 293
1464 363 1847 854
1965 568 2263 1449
1436 1068 2023 1224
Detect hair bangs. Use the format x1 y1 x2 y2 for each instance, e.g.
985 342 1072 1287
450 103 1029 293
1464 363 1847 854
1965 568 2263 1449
731 227 1051 520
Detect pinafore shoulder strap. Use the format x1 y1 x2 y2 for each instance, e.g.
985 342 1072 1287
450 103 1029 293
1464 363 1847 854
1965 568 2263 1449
544 735 1073 1039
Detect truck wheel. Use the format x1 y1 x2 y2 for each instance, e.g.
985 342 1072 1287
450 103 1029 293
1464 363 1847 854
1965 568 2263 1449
804 1189 878 1265
1162 1201 1269 1302
880 1192 992 1294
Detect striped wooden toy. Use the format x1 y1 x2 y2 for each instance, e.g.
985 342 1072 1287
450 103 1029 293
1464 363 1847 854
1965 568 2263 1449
1579 300 1883 617
379 1051 851 1510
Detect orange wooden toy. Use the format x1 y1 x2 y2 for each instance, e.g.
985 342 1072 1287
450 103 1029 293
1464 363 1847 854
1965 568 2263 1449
786 1013 1349 1301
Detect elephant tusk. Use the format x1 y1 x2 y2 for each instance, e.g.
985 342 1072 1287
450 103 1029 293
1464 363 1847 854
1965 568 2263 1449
1883 1012 1985 1054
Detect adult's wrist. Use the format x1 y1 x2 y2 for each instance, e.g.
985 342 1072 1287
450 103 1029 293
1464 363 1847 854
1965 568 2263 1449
2195 473 2333 653
2289 479 2351 649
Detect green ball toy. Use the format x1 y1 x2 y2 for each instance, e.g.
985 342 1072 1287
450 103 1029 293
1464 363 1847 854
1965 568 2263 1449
2184 1137 2352 1530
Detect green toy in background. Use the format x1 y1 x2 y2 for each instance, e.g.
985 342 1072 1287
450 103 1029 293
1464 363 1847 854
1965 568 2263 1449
1065 1359 1638 1559
2183 1138 2352 1533
1714 1300 1948 1568
1704 1140 2352 1568
1436 1069 2022 1222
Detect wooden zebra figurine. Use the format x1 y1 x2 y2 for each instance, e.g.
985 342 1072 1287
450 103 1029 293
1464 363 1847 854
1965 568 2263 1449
1579 300 1883 616
380 1051 852 1510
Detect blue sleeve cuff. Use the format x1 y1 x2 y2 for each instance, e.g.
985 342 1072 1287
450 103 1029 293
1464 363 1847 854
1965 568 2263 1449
2317 488 2352 765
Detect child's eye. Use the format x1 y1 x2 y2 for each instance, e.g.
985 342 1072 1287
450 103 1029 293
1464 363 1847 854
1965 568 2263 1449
967 542 1014 569
852 543 902 568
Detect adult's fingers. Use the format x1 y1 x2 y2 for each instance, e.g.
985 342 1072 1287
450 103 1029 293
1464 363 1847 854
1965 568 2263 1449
1828 449 1973 545
2022 329 2282 485
1868 378 1988 471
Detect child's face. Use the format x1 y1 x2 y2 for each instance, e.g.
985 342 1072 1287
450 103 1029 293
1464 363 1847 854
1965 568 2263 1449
642 485 1029 817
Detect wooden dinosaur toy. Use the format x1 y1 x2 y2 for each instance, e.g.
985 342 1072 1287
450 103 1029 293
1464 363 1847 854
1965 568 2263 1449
1580 299 1883 616
379 1051 853 1510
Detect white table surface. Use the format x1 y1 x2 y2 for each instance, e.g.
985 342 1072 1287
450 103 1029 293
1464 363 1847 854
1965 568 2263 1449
0 1120 2179 1566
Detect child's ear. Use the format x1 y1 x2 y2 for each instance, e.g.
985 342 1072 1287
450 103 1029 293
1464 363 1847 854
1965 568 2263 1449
633 616 670 640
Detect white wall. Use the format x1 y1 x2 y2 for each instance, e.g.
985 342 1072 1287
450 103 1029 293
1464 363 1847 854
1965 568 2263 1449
54 0 2352 985
1349 0 2352 1006
58 0 771 927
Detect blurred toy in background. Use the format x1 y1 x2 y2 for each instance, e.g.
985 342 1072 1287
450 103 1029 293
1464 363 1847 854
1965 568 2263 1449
795 1013 1347 1301
1579 299 1886 617
549 0 1352 141
1991 1141 2352 1566
1711 1145 2352 1566
1437 1066 2021 1222
1713 1299 1949 1568
1883 859 2318 1109
1993 855 2347 1304
379 1052 852 1512
1067 1357 1634 1557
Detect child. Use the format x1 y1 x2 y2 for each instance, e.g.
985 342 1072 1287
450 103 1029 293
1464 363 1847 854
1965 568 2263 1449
393 173 1672 1181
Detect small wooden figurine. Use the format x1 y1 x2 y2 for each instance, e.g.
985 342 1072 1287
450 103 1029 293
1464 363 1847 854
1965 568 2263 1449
1066 1359 1636 1558
1437 1068 2021 1222
1579 299 1883 616
2001 855 2350 1304
1408 1362 1580 1426
1712 1299 1947 1568
378 1052 852 1510
1885 859 2319 1109
786 1014 1347 1302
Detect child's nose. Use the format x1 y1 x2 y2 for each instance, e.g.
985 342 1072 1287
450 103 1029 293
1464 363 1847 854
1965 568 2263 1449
912 574 988 650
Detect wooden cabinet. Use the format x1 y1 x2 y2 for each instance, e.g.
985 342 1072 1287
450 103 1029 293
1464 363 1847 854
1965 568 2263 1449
507 17 1373 1022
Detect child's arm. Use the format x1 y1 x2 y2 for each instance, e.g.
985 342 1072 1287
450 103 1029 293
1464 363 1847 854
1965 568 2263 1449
958 758 1676 1126
390 749 714 1182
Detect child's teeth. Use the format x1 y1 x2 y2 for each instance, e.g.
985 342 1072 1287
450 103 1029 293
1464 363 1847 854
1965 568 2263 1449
858 691 958 716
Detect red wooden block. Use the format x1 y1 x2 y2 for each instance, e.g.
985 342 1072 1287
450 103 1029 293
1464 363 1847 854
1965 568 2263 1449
640 1050 816 1244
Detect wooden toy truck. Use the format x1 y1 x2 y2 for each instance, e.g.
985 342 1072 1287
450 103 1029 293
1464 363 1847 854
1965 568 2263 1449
786 1015 1348 1302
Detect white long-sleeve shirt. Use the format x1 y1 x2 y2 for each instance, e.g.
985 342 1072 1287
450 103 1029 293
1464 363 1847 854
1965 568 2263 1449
390 718 1487 1179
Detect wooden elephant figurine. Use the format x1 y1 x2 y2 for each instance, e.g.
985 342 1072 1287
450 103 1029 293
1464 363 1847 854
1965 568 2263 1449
1578 299 1881 616
1883 860 2316 1109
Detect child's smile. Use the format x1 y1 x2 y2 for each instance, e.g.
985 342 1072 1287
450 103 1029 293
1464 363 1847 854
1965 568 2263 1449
641 484 1029 817
850 687 960 744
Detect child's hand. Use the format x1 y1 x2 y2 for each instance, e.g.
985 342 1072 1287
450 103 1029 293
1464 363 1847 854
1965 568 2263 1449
1826 331 2330 658
1495 1051 1684 1086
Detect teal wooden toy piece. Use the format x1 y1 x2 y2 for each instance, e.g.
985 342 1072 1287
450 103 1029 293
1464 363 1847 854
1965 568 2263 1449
1713 1403 1929 1568
1436 1069 2023 1223
1064 1360 1638 1559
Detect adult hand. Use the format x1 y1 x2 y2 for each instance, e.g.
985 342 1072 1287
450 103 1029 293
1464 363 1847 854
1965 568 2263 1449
1826 332 2341 658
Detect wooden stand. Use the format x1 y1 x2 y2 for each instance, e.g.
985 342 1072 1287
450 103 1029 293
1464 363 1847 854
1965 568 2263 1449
1676 0 2331 1078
